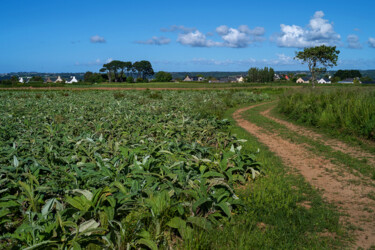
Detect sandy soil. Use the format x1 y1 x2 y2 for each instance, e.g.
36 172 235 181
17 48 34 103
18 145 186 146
233 103 375 249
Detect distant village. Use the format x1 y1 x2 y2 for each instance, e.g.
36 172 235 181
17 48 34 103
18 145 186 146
1 69 374 85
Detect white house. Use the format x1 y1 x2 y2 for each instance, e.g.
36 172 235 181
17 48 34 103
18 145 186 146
19 77 24 83
183 76 192 82
317 78 331 84
296 77 309 83
66 76 78 84
236 76 245 83
55 76 63 83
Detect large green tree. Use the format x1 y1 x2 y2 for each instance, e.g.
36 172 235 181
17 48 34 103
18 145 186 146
155 71 172 82
333 70 362 80
295 45 340 87
133 60 154 80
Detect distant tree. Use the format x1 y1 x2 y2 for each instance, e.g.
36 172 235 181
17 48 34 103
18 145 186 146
360 76 373 82
295 45 340 87
132 61 142 79
269 68 275 82
247 67 275 83
84 71 93 82
126 76 134 83
133 60 154 80
331 76 340 83
124 61 133 77
0 79 12 85
100 64 114 83
334 70 362 80
353 78 361 84
11 76 18 84
155 71 172 82
30 76 43 82
84 71 104 83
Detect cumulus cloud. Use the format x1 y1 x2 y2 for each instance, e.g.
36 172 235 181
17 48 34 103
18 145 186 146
347 35 362 49
368 38 375 48
215 25 265 48
177 30 221 47
90 35 106 43
177 25 265 48
160 25 196 33
276 11 340 48
136 36 171 45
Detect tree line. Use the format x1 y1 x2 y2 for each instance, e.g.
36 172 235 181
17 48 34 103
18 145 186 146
247 67 275 83
99 60 154 83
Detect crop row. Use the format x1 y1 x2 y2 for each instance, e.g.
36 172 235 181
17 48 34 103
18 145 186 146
0 90 269 249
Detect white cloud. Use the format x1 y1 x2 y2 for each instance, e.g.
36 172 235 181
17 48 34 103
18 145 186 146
177 30 220 47
136 36 171 45
216 25 229 35
215 25 265 47
276 11 340 48
90 35 106 43
177 25 265 48
238 25 265 36
160 25 196 33
368 38 375 48
347 35 362 49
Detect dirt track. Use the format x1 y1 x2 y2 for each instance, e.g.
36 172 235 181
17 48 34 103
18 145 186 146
233 102 375 249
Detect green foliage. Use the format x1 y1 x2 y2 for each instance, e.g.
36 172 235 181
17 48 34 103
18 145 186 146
0 90 269 249
360 76 373 82
126 76 134 83
247 67 274 83
30 76 44 82
84 71 104 83
154 71 173 82
278 88 375 140
295 45 340 86
334 70 362 80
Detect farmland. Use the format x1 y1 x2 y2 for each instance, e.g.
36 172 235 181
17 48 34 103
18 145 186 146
1 87 374 249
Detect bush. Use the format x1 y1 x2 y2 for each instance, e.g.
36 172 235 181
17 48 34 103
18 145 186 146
126 76 134 83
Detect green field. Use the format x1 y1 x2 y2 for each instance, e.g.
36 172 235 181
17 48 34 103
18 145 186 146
0 89 349 249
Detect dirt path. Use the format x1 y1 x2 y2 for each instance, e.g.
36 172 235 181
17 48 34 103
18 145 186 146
261 105 375 167
233 103 375 249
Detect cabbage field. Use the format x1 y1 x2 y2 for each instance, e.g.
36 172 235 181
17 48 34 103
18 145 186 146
0 90 269 249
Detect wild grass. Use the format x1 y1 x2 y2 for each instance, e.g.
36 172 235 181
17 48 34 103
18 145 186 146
278 88 375 140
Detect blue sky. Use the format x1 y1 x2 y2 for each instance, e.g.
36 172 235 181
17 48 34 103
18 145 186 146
1 0 375 73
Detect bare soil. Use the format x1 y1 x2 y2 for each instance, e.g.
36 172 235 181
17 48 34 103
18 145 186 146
233 103 375 249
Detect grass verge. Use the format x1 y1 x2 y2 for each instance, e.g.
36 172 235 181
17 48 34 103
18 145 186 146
243 102 375 181
183 102 348 249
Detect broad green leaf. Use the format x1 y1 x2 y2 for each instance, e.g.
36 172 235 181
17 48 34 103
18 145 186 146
137 238 158 250
71 189 93 201
217 201 232 218
166 217 186 229
23 240 57 250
